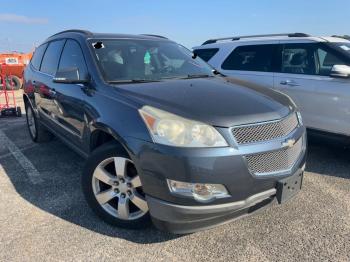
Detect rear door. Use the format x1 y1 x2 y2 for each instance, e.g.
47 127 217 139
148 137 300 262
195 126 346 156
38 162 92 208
34 40 65 127
26 43 47 107
219 42 279 88
274 42 350 135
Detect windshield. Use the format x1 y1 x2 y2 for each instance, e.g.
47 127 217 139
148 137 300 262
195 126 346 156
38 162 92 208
90 39 214 82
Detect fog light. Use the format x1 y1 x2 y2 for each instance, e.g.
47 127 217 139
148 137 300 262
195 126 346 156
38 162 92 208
167 179 230 203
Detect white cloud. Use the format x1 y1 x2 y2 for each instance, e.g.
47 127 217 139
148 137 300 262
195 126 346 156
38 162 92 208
0 13 48 24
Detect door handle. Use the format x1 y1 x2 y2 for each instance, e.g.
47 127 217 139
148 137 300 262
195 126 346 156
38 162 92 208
280 80 300 87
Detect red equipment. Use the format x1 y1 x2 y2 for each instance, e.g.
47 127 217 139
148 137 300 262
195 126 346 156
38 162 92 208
0 52 32 90
0 63 22 117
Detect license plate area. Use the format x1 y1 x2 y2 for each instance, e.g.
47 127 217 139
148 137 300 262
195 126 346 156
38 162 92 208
276 172 303 204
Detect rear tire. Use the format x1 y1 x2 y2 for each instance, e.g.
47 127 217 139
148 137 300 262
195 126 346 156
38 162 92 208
16 107 22 117
82 141 151 229
25 102 53 142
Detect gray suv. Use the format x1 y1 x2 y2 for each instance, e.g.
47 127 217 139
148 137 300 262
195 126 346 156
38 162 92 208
194 33 350 139
23 30 306 234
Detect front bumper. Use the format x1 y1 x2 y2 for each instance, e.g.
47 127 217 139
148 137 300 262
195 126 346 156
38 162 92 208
147 168 303 234
124 125 306 233
148 188 277 234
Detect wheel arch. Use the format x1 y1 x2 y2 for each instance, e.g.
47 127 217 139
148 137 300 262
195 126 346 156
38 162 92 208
89 125 129 157
23 93 37 113
23 93 29 106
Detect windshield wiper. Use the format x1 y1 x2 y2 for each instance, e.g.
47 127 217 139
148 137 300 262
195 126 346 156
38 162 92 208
185 74 213 79
108 79 162 84
160 74 213 80
212 69 226 77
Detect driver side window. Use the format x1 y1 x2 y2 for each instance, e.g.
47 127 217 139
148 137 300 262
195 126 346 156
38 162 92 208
315 47 346 76
281 44 316 75
58 40 88 80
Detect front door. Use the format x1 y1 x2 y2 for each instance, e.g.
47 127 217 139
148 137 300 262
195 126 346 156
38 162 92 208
274 42 350 135
53 39 91 151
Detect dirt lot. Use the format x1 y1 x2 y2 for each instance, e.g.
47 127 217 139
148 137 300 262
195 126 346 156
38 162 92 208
0 91 349 261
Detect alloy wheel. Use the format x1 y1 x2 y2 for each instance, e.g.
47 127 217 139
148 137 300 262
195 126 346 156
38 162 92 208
92 157 148 220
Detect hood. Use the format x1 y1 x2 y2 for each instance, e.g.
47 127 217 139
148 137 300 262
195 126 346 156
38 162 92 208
114 77 294 127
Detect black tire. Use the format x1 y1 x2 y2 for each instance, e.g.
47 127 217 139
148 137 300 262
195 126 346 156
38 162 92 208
25 102 53 142
16 107 22 117
82 141 151 229
5 75 21 90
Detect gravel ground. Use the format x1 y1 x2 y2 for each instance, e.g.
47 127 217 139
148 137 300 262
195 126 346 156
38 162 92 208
0 91 349 261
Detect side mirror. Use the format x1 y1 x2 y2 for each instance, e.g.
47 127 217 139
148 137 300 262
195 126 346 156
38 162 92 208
330 65 350 78
53 67 90 84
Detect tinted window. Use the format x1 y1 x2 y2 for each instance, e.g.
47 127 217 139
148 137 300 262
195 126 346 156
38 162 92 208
58 40 88 79
40 40 65 75
31 43 47 70
281 44 316 75
194 48 219 62
222 45 276 72
330 42 350 58
316 46 346 76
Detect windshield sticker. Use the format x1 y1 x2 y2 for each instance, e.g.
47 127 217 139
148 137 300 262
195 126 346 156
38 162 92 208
340 45 350 51
93 42 104 49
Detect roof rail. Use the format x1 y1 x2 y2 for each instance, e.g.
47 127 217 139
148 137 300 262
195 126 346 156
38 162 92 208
140 34 168 39
202 33 311 45
332 35 350 40
49 29 93 38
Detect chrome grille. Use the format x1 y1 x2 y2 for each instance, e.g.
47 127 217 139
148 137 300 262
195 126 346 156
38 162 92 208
232 114 299 144
245 138 303 176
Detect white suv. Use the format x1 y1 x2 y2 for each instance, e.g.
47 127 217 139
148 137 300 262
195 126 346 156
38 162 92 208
193 33 350 137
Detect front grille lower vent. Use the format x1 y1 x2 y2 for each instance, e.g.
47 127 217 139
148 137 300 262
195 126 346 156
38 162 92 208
245 138 303 176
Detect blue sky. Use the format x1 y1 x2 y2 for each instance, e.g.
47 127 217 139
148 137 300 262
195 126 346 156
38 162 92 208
0 0 349 52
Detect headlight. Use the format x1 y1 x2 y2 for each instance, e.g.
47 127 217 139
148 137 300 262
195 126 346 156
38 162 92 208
296 111 303 125
139 106 228 147
167 179 230 203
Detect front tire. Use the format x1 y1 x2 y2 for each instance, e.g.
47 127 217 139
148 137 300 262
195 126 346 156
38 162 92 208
25 102 53 142
82 142 151 229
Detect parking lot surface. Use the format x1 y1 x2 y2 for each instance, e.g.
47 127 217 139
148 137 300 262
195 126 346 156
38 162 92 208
0 93 349 261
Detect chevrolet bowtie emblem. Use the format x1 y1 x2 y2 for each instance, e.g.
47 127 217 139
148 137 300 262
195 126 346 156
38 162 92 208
282 139 296 148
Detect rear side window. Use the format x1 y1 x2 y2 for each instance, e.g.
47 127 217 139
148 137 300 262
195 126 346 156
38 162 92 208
31 43 48 70
40 40 65 75
193 48 219 62
58 40 88 79
222 45 276 72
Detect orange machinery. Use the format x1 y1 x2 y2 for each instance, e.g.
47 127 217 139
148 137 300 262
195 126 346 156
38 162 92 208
0 52 33 90
0 63 22 117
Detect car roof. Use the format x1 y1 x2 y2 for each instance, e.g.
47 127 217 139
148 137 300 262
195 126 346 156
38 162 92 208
45 29 170 43
193 34 350 49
